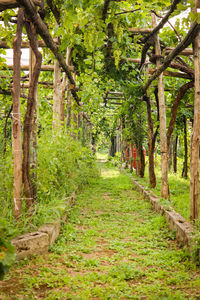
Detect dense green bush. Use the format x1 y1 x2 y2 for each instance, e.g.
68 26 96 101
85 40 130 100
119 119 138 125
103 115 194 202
0 131 99 239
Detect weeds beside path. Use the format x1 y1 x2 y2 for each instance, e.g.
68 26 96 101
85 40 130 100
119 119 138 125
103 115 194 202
1 164 200 299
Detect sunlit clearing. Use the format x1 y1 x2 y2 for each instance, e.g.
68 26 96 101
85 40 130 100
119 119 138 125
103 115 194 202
101 168 120 178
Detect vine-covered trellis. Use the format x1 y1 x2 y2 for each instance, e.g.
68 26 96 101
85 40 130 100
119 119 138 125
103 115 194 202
0 0 199 221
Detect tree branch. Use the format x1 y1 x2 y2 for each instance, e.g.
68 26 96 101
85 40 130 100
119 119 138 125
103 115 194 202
139 0 181 70
46 0 60 24
102 0 111 21
143 22 200 92
16 0 81 106
167 81 194 149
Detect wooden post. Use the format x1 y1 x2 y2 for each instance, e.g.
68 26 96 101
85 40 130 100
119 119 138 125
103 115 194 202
12 8 23 219
53 59 61 130
61 48 71 127
29 47 38 201
190 0 200 221
152 13 169 199
61 72 66 126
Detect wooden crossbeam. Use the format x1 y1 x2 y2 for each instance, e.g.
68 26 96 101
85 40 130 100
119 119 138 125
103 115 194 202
0 39 58 48
3 64 74 72
148 68 192 79
128 28 153 34
105 97 124 100
165 47 193 56
107 91 124 95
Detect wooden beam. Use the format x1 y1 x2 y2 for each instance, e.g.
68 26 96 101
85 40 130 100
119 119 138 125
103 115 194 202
165 47 193 56
148 68 192 79
107 91 124 95
0 75 53 85
111 56 149 64
0 0 41 11
105 97 124 100
110 102 122 105
0 39 58 49
0 0 18 11
128 28 153 34
4 64 74 72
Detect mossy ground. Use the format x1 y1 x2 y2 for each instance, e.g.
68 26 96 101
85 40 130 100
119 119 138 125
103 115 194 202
0 164 200 299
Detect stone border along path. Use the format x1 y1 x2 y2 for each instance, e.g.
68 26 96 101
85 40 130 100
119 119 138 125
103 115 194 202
11 192 76 260
11 166 199 262
1 166 200 299
127 174 200 259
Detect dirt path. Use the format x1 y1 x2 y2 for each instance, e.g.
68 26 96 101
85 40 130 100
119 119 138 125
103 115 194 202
1 166 200 299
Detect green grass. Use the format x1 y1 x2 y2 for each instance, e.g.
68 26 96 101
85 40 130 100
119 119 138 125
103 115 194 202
128 156 191 221
0 163 200 299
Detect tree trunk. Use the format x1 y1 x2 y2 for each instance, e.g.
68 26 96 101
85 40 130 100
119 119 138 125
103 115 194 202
12 8 23 219
125 144 129 169
29 48 38 202
173 135 178 173
135 146 140 176
61 72 66 126
190 1 200 221
168 141 173 172
140 145 145 178
4 105 13 155
53 59 61 130
167 81 194 149
152 13 169 199
145 94 157 188
182 116 188 178
66 81 72 128
23 21 42 210
110 135 116 157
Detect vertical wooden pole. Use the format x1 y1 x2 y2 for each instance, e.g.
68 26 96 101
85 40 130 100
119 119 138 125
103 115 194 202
53 59 61 130
190 0 200 221
61 48 72 127
61 72 66 126
12 8 23 219
66 81 72 128
152 13 169 199
66 48 72 129
29 47 38 201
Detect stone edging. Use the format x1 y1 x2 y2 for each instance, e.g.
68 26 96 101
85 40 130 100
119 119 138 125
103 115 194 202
11 192 76 260
130 178 195 248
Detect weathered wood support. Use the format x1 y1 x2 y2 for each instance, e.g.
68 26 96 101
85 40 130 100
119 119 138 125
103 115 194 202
22 21 42 210
165 47 193 56
0 39 58 48
12 8 23 220
190 0 200 221
152 13 169 199
128 28 153 33
148 69 193 79
53 59 61 130
5 64 74 72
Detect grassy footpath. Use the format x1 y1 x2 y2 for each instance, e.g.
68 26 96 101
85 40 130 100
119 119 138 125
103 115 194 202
0 165 200 299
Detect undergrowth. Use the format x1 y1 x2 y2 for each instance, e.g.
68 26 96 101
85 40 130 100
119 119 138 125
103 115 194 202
118 154 191 221
1 164 199 299
0 132 99 239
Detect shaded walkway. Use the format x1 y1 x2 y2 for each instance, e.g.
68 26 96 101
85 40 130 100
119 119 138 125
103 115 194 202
1 165 200 299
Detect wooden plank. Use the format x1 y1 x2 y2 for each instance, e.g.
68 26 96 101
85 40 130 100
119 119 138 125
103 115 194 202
128 28 153 33
4 64 74 72
165 47 193 56
148 68 192 79
0 39 58 48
